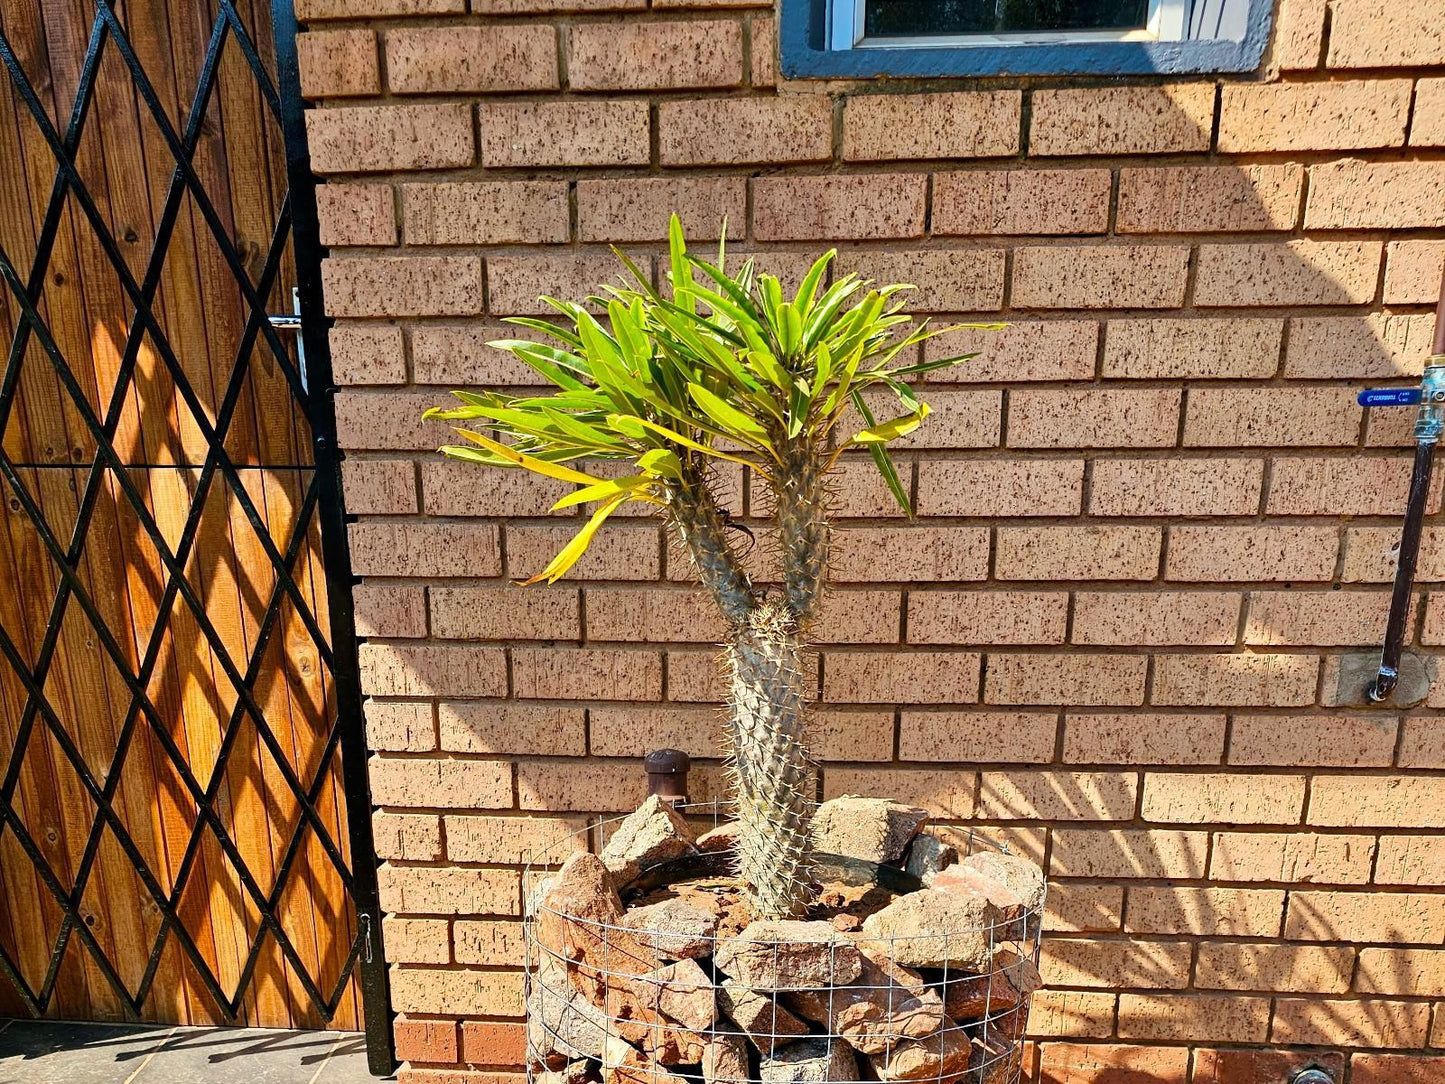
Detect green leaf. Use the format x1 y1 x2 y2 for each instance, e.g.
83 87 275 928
637 448 683 479
794 250 834 319
849 391 912 516
687 382 770 442
850 402 930 444
668 214 697 314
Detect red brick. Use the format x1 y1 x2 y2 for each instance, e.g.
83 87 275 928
1328 0 1445 66
1028 990 1116 1038
584 587 724 643
1310 775 1445 828
410 325 539 387
1385 241 1445 303
1357 947 1445 996
576 177 745 242
387 26 556 94
978 770 1137 820
1127 885 1285 937
515 758 649 811
1184 387 1361 447
359 643 507 698
898 710 1058 763
1063 713 1226 765
932 169 1110 236
452 919 526 966
846 249 1006 312
369 757 512 810
389 967 524 1017
298 0 460 16
843 92 1020 160
822 649 979 704
444 814 586 864
1030 85 1213 156
1271 0 1328 69
430 585 580 641
820 768 978 819
1012 245 1189 310
1284 313 1437 379
1089 458 1264 517
569 20 741 90
480 101 648 168
439 703 586 757
349 522 500 578
1268 456 1434 516
329 323 405 384
908 590 1067 645
659 96 832 166
1211 831 1376 886
1117 164 1302 233
1287 889 1445 943
305 103 473 173
1400 717 1445 767
1413 79 1445 146
1050 829 1208 879
810 710 895 762
335 389 456 450
830 526 990 582
486 254 623 316
1244 591 1391 646
401 182 568 245
1272 997 1431 1048
1150 653 1319 707
1352 1054 1445 1084
317 183 394 251
381 916 448 965
1072 591 1239 646
323 256 481 317
985 653 1147 707
366 701 434 752
394 1018 458 1064
1044 884 1125 933
1194 240 1382 307
354 582 426 638
915 459 1083 517
1142 772 1305 825
589 705 720 758
995 526 1160 580
373 811 442 862
512 647 661 700
1008 388 1180 449
862 388 1000 450
749 15 774 86
1041 941 1191 989
1165 525 1339 581
1117 993 1270 1043
298 28 379 98
810 591 902 645
1218 80 1411 151
1307 160 1445 230
460 1021 526 1067
1102 317 1282 379
1230 714 1397 767
923 321 1098 384
1377 835 1445 886
422 462 568 518
1342 527 1445 583
753 174 926 241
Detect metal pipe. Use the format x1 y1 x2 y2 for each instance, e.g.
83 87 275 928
1367 267 1445 702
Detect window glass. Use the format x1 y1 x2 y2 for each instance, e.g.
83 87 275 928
863 0 1151 37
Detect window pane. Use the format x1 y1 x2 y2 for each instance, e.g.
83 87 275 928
863 0 1151 37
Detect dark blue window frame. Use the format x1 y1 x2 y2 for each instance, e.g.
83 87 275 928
780 0 1274 78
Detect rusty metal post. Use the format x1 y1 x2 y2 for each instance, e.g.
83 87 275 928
644 749 690 807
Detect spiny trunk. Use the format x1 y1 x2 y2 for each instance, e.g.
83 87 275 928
667 470 754 625
725 599 815 919
775 441 830 627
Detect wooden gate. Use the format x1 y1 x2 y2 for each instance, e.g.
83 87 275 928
0 0 390 1067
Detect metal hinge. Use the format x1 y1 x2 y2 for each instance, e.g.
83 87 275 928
359 911 373 964
268 286 307 393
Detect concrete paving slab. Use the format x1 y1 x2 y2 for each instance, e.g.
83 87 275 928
0 1019 171 1083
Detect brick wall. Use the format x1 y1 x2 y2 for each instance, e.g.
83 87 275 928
295 0 1445 1079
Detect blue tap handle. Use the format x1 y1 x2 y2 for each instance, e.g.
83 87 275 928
1359 388 1422 407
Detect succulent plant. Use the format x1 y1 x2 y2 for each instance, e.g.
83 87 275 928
425 217 990 918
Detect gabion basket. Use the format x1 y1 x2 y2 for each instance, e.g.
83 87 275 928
523 802 1044 1084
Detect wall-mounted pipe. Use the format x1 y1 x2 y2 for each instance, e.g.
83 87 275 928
1291 1069 1335 1084
1360 267 1445 703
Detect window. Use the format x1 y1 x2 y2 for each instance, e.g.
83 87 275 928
782 0 1274 78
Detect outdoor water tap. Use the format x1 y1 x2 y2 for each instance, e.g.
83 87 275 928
1291 1069 1335 1084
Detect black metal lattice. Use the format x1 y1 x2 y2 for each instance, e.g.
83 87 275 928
0 0 390 1071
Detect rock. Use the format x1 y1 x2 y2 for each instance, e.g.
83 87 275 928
529 956 611 1065
812 796 930 865
784 947 945 1055
702 1032 750 1084
905 833 959 885
601 796 697 886
715 920 864 989
603 1035 686 1084
830 914 862 934
960 852 1044 915
537 853 662 1006
760 1038 858 1083
932 866 1023 920
937 950 1041 1021
868 1023 972 1083
621 898 720 960
718 979 810 1054
962 1032 1020 1084
618 958 716 1065
697 821 742 853
539 1061 594 1084
860 890 1002 972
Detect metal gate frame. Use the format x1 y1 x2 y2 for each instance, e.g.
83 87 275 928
0 0 393 1072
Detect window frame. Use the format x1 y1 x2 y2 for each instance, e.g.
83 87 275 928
782 0 1274 78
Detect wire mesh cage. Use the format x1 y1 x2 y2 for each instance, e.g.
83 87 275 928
523 802 1044 1084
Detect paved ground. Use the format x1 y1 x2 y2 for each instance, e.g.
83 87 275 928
0 1019 393 1083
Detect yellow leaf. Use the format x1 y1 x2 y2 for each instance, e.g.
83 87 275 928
521 494 629 585
456 430 604 485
